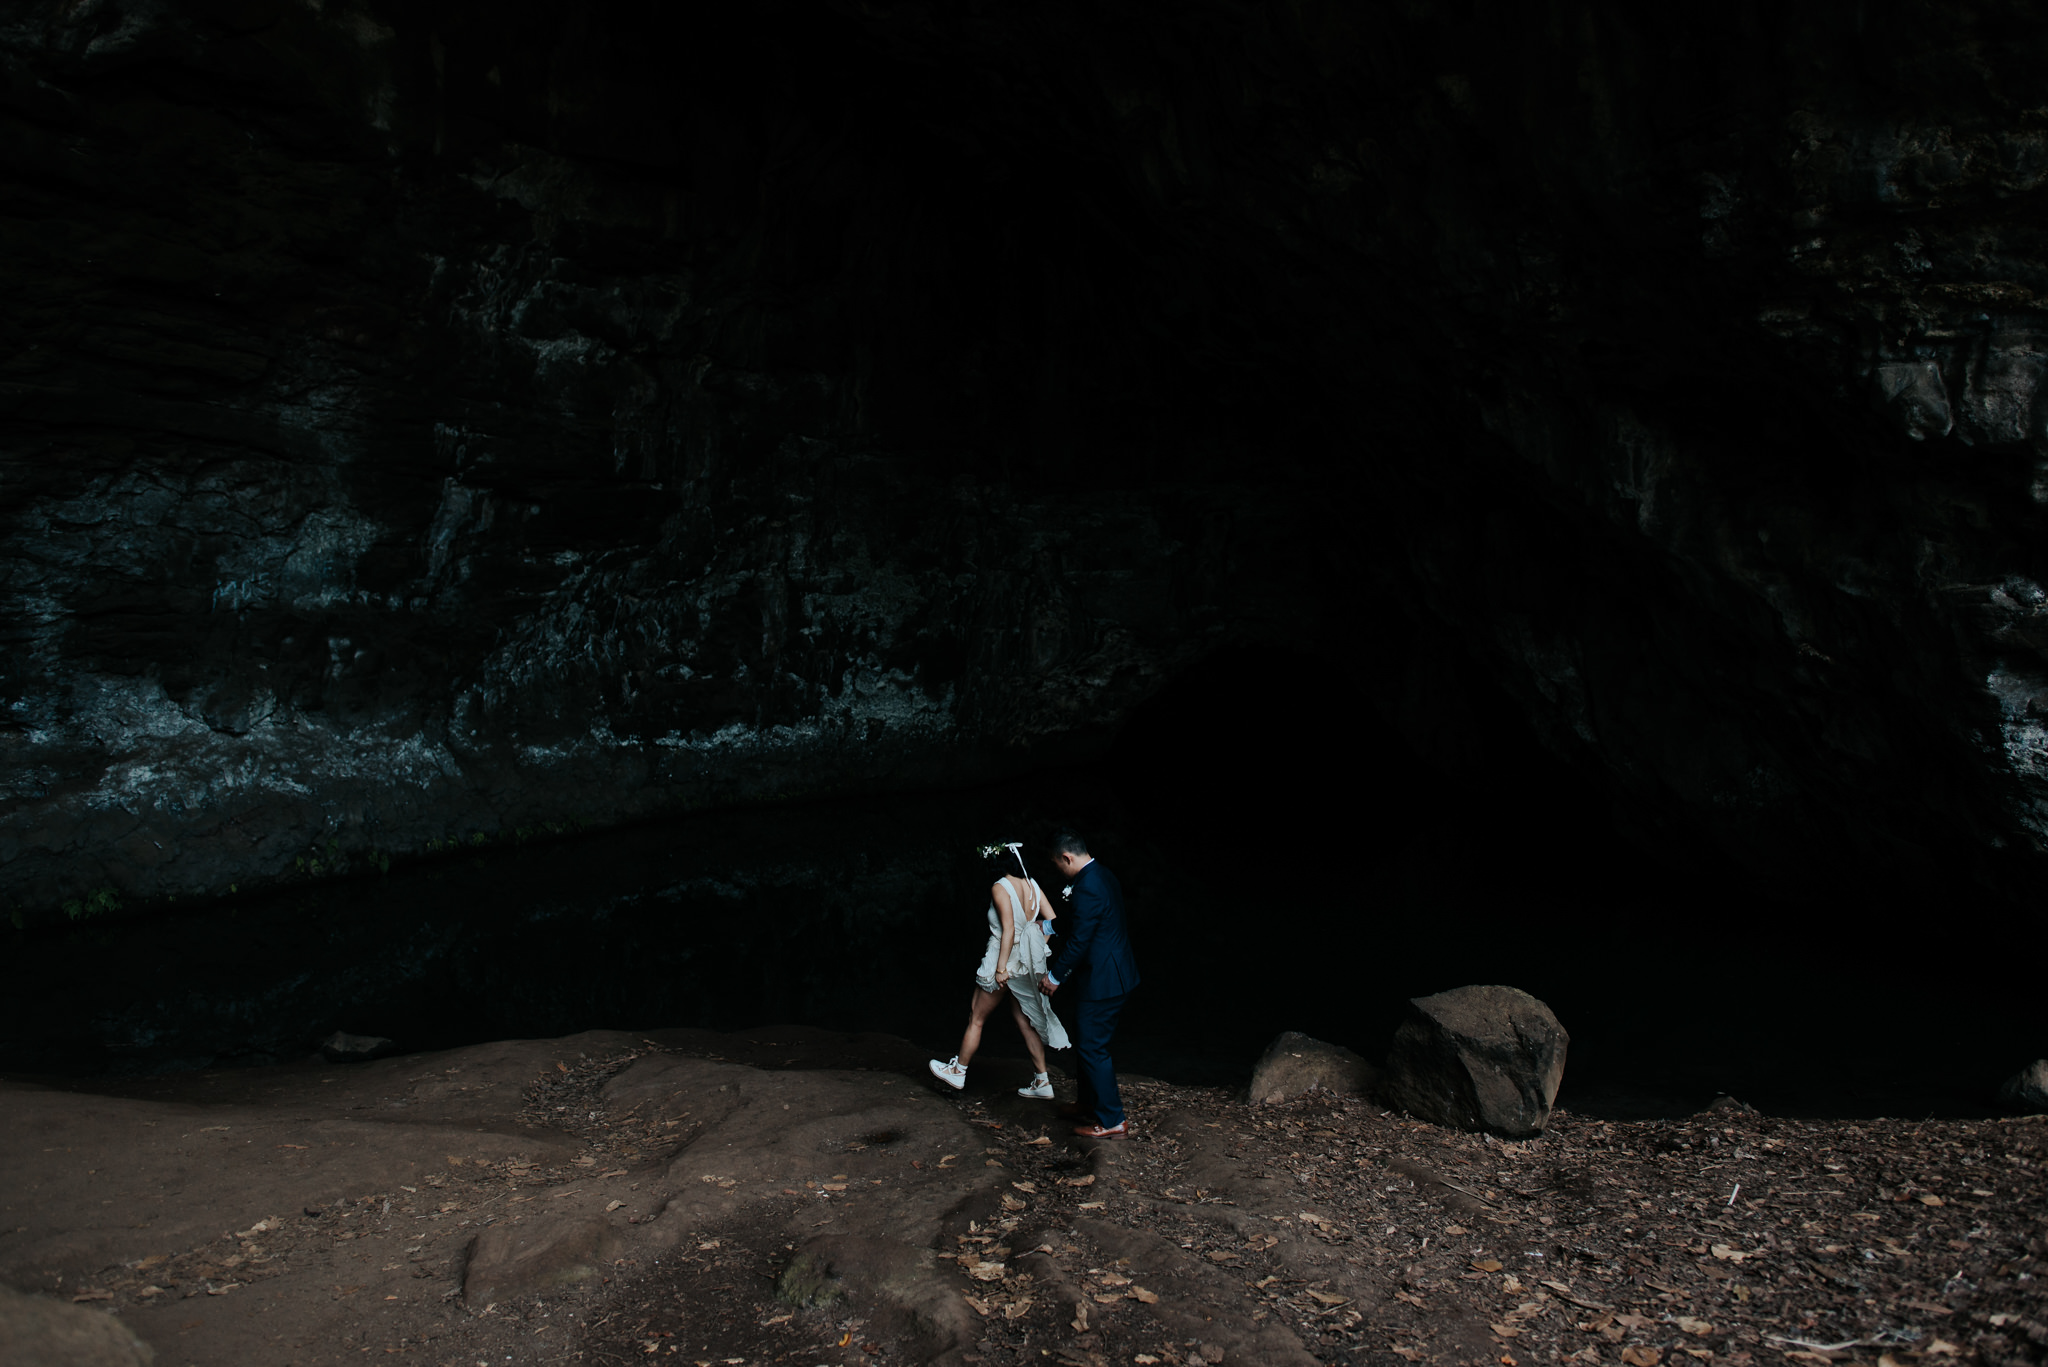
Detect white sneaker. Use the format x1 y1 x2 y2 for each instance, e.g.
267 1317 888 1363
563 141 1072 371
1017 1073 1054 1100
928 1056 966 1090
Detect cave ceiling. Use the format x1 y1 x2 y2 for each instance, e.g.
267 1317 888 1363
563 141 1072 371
4 1 2048 913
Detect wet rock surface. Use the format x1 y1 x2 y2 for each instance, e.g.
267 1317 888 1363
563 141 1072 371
7 4 2048 913
1378 985 1571 1138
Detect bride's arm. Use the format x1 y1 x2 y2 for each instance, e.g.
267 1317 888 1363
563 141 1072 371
993 880 1015 985
1031 878 1055 923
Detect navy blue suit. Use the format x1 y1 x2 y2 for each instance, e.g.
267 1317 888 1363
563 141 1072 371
1049 859 1139 1127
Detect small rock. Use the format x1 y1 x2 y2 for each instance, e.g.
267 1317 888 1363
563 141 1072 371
1247 1031 1375 1105
1998 1060 2048 1112
775 1249 843 1308
461 1215 620 1305
0 1283 154 1366
1698 1094 1760 1116
319 1031 394 1063
1375 985 1568 1137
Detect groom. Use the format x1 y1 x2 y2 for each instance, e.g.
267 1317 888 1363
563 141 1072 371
1040 830 1139 1138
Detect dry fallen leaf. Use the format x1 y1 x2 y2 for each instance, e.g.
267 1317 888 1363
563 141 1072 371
1709 1245 1747 1262
1000 1194 1027 1212
1012 1181 1038 1193
1444 1225 1469 1236
1396 1291 1426 1307
1925 1342 1961 1357
698 1240 720 1250
1674 1317 1714 1336
1136 1357 1162 1366
70 1290 113 1303
1094 1293 1121 1304
1206 1250 1240 1263
1003 1298 1032 1319
1492 1324 1524 1338
1917 1194 1944 1207
961 1293 991 1317
1472 1259 1504 1273
1391 1349 1425 1362
967 1261 1006 1281
938 1155 958 1167
1078 1200 1105 1210
1309 1290 1350 1306
1128 1287 1159 1304
605 1199 625 1212
1620 1349 1662 1367
1026 1135 1053 1146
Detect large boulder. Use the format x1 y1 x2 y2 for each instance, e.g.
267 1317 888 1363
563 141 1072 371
0 1284 153 1366
1998 1060 2048 1112
1376 985 1569 1137
1247 1031 1376 1105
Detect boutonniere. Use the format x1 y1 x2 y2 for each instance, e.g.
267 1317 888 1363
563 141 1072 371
1060 884 1073 902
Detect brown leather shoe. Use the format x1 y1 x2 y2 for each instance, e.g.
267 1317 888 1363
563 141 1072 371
1073 1121 1127 1139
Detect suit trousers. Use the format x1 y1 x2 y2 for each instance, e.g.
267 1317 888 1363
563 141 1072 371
1072 990 1132 1129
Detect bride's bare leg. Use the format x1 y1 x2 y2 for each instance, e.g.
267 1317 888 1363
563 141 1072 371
956 987 1004 1066
1007 995 1050 1076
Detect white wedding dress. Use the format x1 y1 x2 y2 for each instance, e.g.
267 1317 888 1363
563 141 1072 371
973 877 1070 1052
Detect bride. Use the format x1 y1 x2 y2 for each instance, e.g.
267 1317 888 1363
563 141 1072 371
929 841 1070 1098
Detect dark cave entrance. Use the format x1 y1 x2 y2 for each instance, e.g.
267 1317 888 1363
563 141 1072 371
3 644 2038 1121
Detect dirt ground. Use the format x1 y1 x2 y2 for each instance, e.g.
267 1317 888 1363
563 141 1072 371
3 1029 2044 1367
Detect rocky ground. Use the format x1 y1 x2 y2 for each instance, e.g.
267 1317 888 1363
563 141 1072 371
2 1030 2044 1367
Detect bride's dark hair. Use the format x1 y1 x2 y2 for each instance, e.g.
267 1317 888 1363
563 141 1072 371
977 841 1036 883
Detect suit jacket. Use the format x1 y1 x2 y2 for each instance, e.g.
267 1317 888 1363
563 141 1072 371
1049 859 1139 1000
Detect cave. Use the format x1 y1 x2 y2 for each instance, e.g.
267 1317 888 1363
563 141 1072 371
4 5 2048 1362
6 0 2043 1087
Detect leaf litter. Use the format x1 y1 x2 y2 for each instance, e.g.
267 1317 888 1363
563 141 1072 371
484 1044 2047 1367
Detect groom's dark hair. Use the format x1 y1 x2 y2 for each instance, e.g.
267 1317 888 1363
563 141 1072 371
1052 830 1089 858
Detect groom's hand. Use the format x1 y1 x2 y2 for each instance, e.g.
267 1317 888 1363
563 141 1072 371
1039 975 1056 995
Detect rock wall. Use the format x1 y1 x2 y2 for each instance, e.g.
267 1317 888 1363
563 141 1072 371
5 1 2048 914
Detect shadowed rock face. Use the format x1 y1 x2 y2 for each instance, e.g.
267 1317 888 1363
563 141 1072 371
5 2 2048 914
1378 986 1570 1138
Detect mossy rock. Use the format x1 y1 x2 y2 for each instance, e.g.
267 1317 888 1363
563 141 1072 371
775 1250 842 1308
